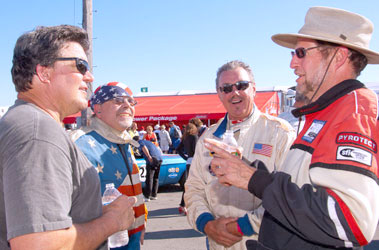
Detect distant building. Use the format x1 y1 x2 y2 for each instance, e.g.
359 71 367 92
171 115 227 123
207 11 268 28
0 107 9 119
365 82 379 97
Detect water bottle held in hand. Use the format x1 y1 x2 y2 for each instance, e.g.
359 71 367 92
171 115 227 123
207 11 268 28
222 130 240 157
102 183 129 248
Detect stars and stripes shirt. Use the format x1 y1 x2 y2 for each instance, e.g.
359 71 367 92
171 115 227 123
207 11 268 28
74 130 146 236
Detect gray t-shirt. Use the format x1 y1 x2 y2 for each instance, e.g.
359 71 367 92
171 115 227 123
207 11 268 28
0 100 105 249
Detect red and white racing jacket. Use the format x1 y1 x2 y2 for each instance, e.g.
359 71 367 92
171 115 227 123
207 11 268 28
249 79 379 249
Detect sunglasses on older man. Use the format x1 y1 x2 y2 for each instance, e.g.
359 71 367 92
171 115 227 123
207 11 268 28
291 46 320 59
113 96 138 107
55 57 90 75
219 81 251 94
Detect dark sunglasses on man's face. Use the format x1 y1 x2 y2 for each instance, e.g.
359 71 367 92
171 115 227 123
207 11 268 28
55 57 89 75
291 46 320 59
219 81 251 94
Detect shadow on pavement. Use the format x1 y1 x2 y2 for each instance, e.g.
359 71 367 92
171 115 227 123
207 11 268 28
145 229 203 239
158 184 183 193
148 207 180 218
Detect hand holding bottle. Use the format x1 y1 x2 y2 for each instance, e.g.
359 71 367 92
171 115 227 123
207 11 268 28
207 130 243 159
205 138 254 190
103 194 136 232
102 183 136 248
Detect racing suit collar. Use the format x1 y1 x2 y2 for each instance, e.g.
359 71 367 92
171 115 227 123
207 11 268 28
292 79 365 118
213 105 257 139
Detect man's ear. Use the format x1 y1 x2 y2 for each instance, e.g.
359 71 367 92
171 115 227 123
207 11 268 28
35 64 51 83
251 83 256 98
334 47 349 69
93 104 102 118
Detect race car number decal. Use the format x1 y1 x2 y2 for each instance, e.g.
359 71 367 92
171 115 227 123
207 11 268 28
336 146 372 166
138 164 146 182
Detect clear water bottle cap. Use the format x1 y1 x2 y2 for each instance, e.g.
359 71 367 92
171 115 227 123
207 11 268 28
223 130 234 139
225 130 233 135
105 183 115 189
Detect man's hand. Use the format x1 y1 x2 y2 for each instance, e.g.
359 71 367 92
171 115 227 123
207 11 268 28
204 218 242 247
102 195 137 233
226 221 243 237
140 228 146 245
10 196 137 250
204 138 255 190
147 156 153 164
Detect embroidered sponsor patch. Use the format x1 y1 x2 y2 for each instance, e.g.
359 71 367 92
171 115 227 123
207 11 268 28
336 132 377 153
336 146 372 166
252 143 273 157
302 120 326 143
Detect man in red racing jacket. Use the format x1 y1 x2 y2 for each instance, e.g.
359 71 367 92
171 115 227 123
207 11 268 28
205 6 379 249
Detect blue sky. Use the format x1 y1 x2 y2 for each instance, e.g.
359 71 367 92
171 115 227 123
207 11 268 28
1 0 378 106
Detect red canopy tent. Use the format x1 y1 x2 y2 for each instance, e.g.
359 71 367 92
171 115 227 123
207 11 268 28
63 91 280 127
63 111 81 124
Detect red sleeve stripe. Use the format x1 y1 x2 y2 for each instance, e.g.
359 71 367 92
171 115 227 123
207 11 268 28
118 182 143 196
134 203 146 217
128 224 145 235
132 163 140 174
326 189 368 245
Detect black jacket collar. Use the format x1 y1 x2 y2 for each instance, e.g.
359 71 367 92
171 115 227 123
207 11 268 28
292 79 365 118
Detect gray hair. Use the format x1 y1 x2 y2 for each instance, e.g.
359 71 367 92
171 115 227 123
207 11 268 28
215 60 255 89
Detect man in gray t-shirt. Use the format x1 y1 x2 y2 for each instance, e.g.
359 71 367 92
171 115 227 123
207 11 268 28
0 25 136 250
0 100 104 248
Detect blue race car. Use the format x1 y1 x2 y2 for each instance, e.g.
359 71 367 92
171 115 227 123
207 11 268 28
136 154 187 188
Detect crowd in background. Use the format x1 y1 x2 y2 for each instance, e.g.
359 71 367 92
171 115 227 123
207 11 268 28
126 119 208 211
127 119 207 155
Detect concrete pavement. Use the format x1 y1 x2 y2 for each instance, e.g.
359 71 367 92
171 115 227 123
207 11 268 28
141 185 379 250
142 184 206 250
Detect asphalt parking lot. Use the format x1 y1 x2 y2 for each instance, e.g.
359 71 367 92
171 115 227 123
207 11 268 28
142 185 379 250
142 184 206 250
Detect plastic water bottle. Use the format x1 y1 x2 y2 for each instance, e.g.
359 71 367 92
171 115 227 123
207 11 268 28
102 183 129 248
222 130 240 156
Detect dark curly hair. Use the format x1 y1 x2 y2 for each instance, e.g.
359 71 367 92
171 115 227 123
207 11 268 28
11 25 89 92
316 40 368 77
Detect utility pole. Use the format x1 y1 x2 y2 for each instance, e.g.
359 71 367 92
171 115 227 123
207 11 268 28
81 0 93 127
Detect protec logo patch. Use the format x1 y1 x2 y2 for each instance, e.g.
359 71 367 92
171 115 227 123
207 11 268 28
336 132 377 153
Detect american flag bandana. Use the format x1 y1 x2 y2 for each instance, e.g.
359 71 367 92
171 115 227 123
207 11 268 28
252 143 273 157
89 82 133 110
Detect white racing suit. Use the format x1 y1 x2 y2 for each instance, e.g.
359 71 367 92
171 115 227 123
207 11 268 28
185 106 296 250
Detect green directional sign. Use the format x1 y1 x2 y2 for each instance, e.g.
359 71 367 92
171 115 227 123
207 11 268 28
141 87 148 92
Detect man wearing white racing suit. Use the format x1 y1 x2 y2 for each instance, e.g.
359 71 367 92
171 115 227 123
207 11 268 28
184 60 296 250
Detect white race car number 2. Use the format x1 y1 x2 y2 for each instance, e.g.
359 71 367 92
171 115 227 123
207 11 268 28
139 164 147 182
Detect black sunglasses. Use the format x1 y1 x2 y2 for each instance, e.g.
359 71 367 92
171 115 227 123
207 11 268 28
219 81 251 93
55 57 89 75
291 46 320 58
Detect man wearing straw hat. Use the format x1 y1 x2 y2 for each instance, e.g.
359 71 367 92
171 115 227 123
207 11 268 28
205 6 379 249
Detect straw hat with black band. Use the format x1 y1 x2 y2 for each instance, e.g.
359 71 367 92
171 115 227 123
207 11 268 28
272 6 379 64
